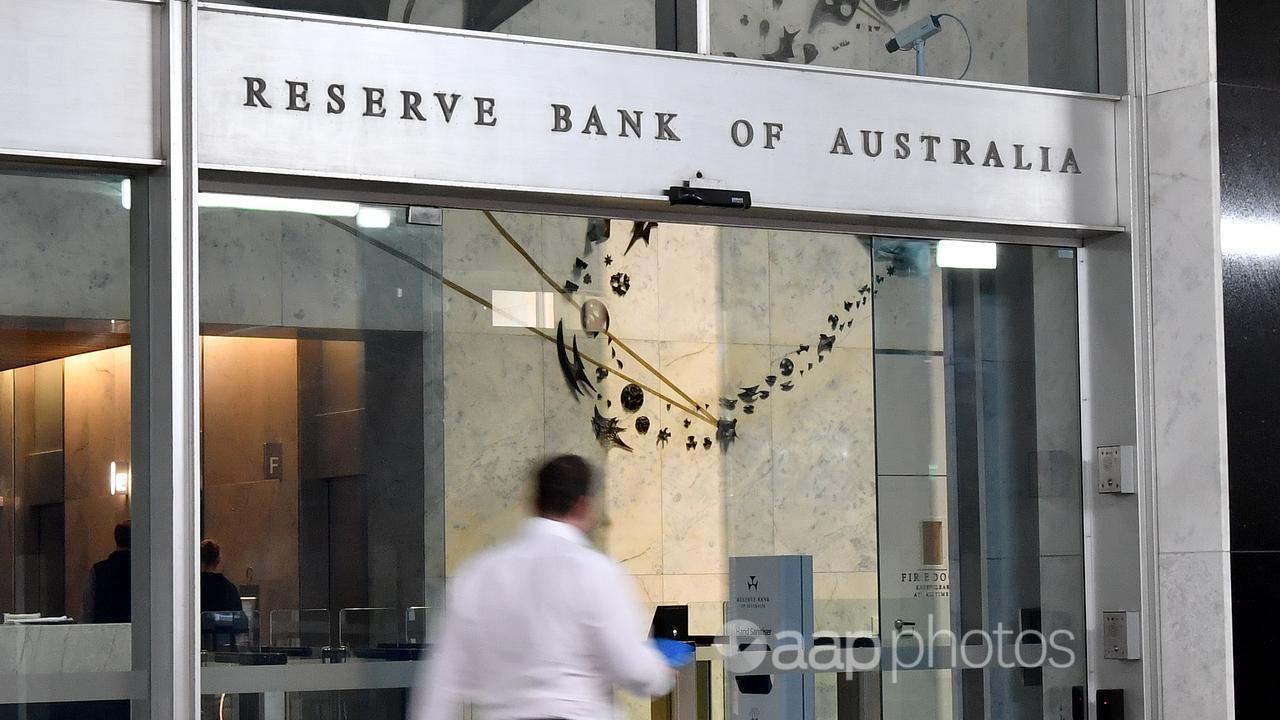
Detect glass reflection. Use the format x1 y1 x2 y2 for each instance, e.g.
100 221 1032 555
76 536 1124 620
709 0 1099 92
191 197 1086 720
0 169 134 714
221 0 666 49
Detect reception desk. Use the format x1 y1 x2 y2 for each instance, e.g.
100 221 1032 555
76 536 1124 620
0 623 133 704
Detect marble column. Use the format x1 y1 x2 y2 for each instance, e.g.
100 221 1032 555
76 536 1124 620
1140 0 1234 717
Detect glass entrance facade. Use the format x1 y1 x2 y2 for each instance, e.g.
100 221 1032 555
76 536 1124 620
0 161 1088 718
102 194 1078 718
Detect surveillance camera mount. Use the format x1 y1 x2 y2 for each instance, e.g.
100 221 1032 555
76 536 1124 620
885 13 973 80
911 37 926 76
885 14 943 77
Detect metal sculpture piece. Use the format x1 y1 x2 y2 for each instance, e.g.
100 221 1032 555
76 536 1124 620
809 0 859 31
555 321 595 400
763 26 800 61
586 218 610 245
620 383 645 412
610 273 631 297
717 417 738 449
625 221 657 255
592 406 633 453
581 298 610 335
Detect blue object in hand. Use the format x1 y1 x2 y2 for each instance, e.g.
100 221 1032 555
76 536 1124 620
653 638 695 668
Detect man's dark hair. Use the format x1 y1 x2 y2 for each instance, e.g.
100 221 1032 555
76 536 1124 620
114 522 131 549
534 454 596 517
200 539 221 568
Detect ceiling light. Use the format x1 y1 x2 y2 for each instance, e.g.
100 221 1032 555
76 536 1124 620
936 240 997 269
197 192 359 216
356 206 394 229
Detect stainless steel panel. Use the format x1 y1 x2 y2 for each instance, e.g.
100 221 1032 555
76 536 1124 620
197 6 1122 230
0 0 159 163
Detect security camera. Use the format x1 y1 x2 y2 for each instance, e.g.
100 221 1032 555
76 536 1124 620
885 15 942 52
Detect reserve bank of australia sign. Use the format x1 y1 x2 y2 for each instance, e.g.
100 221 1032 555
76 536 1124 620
199 6 1121 231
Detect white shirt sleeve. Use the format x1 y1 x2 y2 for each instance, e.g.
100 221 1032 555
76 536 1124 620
588 562 675 698
409 582 468 720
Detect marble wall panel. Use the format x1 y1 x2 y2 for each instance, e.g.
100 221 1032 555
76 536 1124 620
656 341 728 576
0 623 130 674
662 573 728 605
771 346 876 573
722 338 777 561
656 223 730 344
442 209 548 337
1144 0 1215 95
1147 83 1231 555
632 573 664 607
443 333 545 572
769 231 872 348
720 227 773 346
813 571 879 634
1158 551 1233 720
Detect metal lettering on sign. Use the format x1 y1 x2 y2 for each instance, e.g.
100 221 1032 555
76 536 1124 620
198 7 1121 230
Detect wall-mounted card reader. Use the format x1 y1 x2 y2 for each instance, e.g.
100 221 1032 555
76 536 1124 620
1097 689 1125 720
1096 445 1136 494
1102 611 1141 660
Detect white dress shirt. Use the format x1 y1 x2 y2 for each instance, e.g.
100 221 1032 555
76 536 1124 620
410 517 674 720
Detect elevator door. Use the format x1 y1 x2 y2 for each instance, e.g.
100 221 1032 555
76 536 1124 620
327 475 370 623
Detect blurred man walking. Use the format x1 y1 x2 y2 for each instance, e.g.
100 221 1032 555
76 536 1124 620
411 454 675 720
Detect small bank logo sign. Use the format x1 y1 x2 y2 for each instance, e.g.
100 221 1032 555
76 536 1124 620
747 575 759 591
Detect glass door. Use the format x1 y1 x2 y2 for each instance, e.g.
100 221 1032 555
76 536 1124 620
871 238 1087 720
